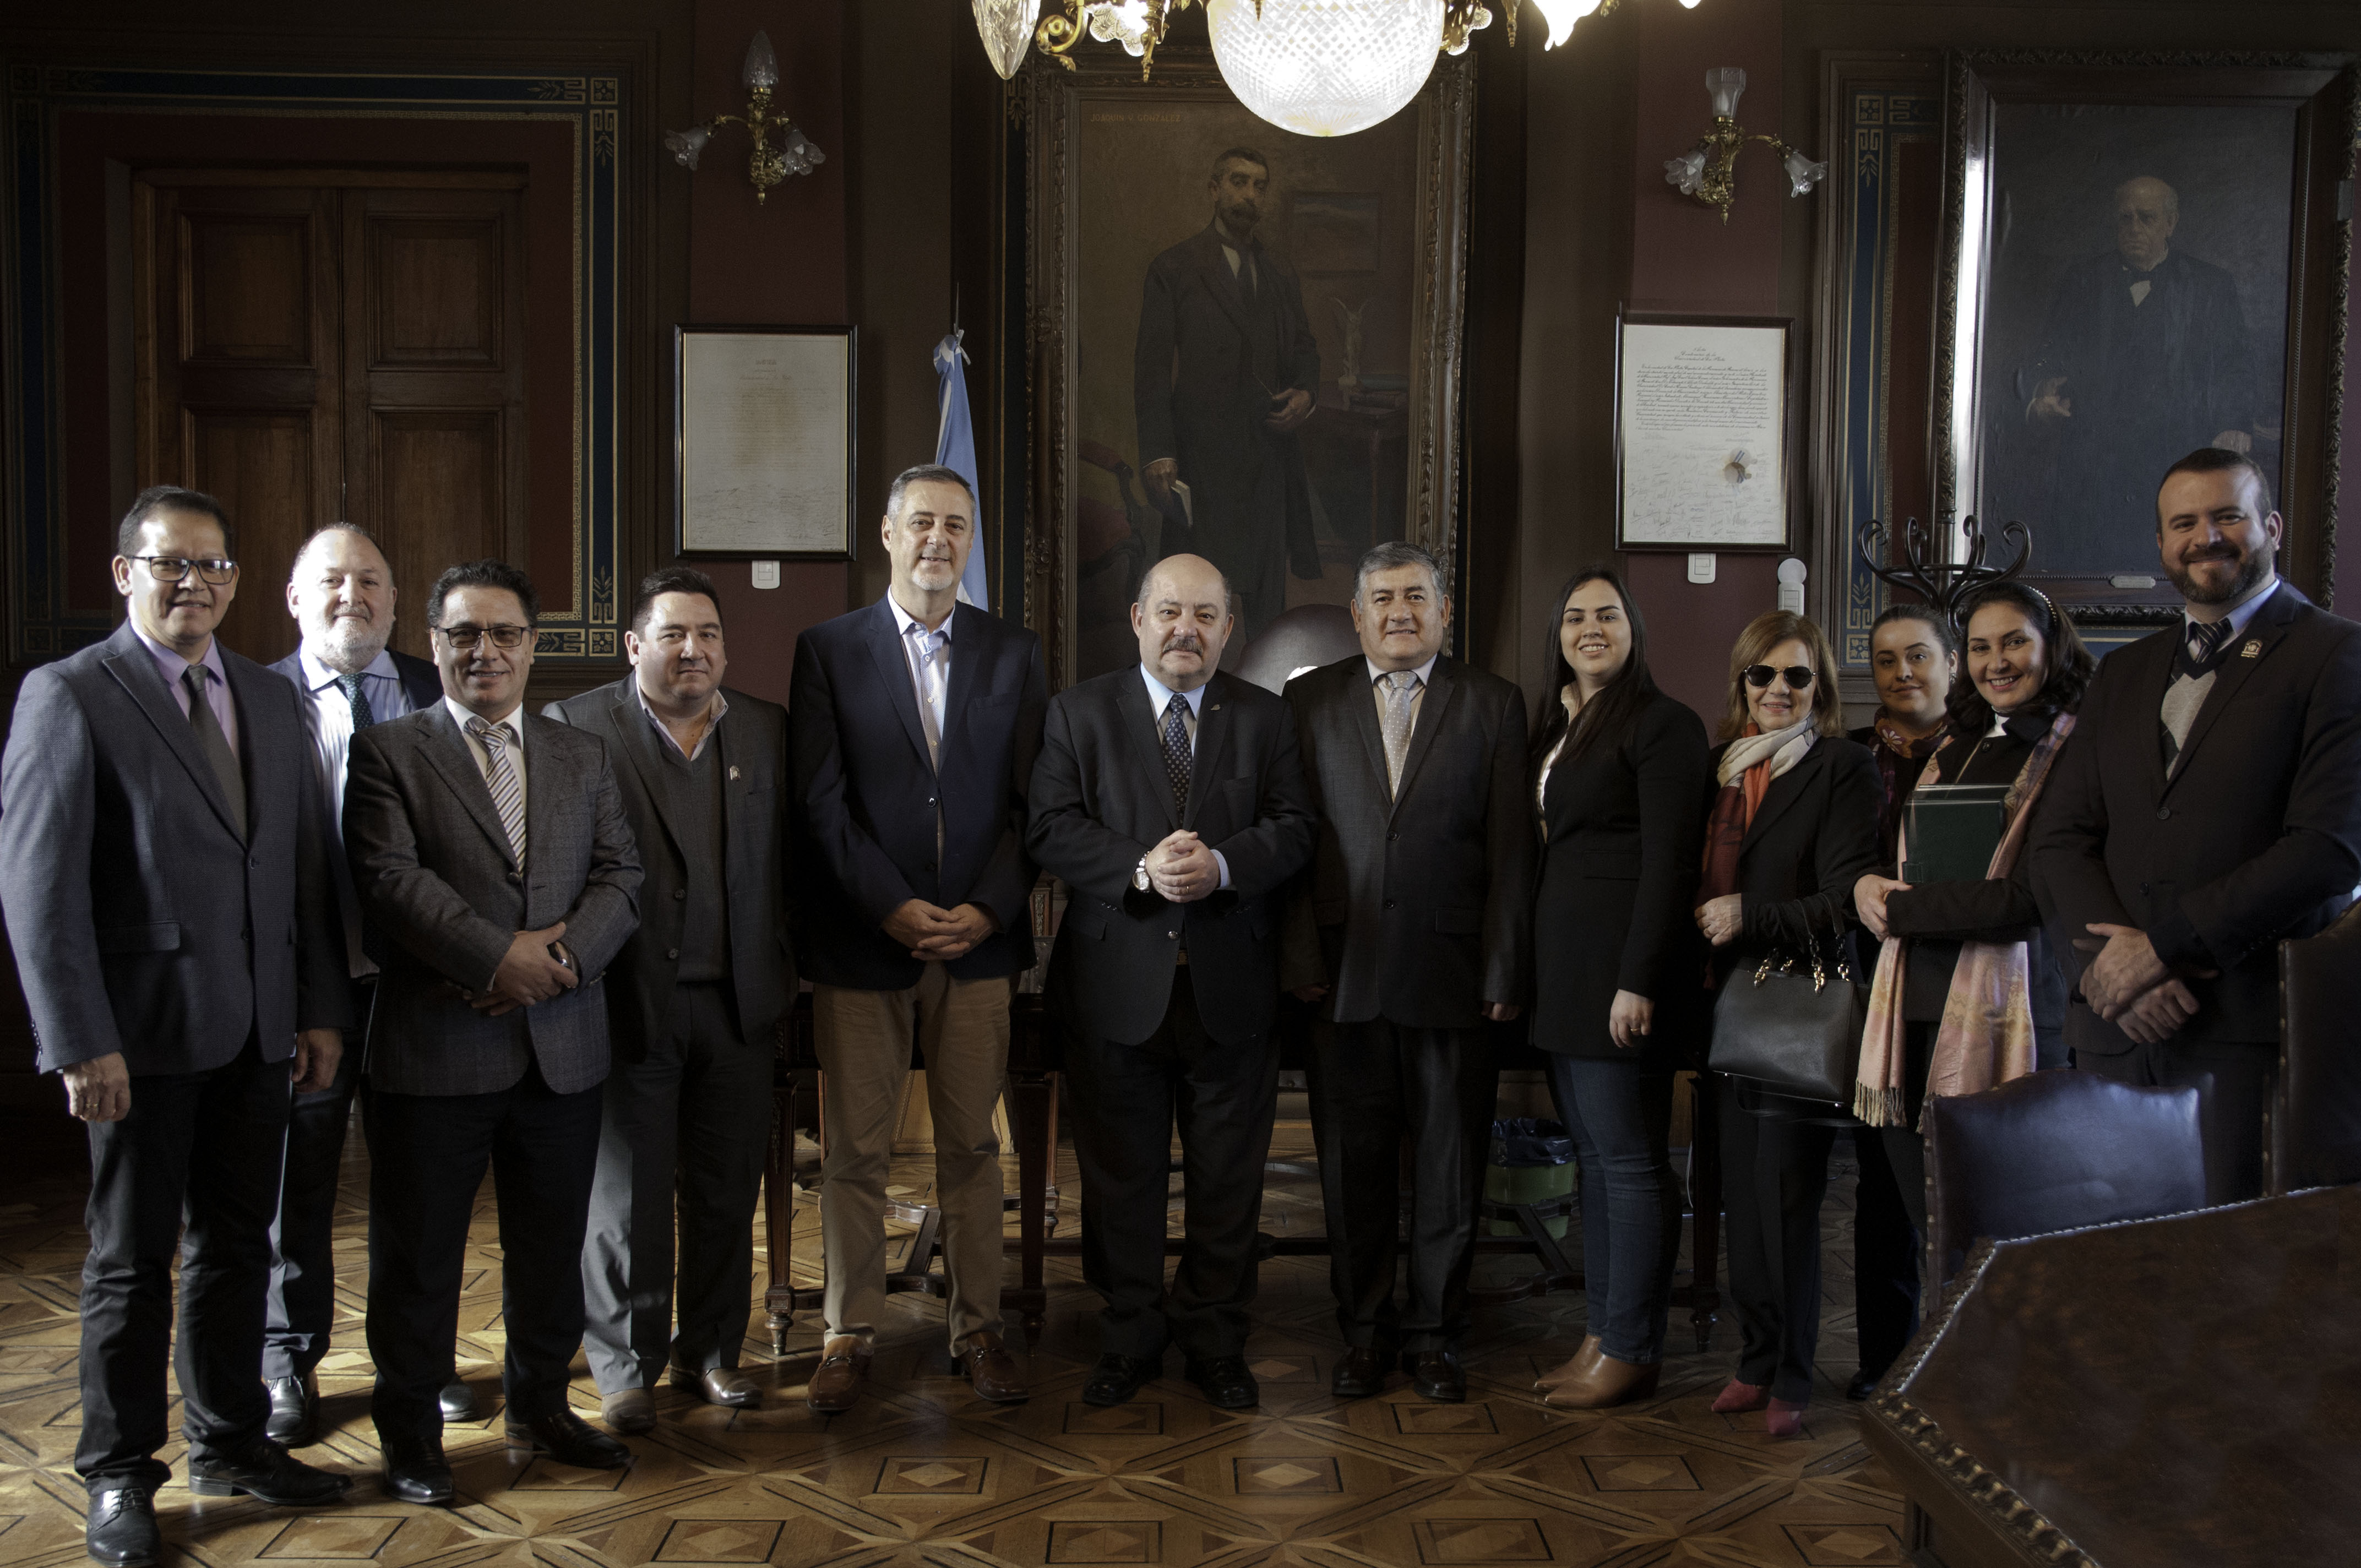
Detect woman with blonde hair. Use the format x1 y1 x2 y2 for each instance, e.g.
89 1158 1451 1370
1693 612 1881 1435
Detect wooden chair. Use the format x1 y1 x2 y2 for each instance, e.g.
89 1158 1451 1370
2274 899 2361 1194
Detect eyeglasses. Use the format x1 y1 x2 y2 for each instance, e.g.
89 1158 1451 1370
437 624 531 651
132 555 237 585
1743 664 1816 690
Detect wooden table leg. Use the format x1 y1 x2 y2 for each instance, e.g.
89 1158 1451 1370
763 1070 798 1353
1007 1068 1057 1339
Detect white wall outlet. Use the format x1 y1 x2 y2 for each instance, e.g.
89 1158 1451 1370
1776 556 1808 614
1687 553 1717 585
750 560 780 590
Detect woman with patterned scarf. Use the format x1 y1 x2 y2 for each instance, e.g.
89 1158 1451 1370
1694 613 1881 1436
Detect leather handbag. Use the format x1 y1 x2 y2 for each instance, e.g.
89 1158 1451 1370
1709 918 1867 1108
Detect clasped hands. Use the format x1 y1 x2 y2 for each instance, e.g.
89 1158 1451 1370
1143 830 1222 903
467 921 577 1016
883 899 998 962
2075 922 2215 1046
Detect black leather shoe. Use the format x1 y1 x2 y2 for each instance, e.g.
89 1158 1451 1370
1331 1347 1391 1399
438 1381 480 1423
264 1373 318 1447
187 1438 350 1505
504 1407 631 1469
1405 1348 1466 1403
1184 1356 1259 1410
1845 1368 1884 1402
1080 1353 1161 1408
380 1436 455 1506
85 1489 158 1567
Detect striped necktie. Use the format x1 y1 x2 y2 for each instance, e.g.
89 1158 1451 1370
466 715 527 866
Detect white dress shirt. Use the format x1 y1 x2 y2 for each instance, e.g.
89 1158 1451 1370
1139 665 1231 891
888 592 953 767
1366 653 1439 728
447 695 528 816
2183 574 2279 658
294 646 421 977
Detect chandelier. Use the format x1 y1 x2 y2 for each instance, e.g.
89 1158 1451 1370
975 1 1703 136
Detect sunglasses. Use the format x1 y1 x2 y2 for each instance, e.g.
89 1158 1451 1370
1744 664 1816 690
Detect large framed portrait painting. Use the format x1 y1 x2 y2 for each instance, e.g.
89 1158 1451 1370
1025 46 1472 685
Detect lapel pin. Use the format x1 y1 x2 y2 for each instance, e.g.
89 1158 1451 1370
729 765 742 781
2241 640 2261 658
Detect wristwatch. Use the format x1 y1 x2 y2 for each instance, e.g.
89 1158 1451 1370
1133 856 1151 891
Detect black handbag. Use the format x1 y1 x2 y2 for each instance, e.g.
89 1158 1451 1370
1707 914 1867 1108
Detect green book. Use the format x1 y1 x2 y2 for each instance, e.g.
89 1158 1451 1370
1902 783 2011 884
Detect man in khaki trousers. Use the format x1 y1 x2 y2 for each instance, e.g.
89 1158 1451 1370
787 465 1049 1411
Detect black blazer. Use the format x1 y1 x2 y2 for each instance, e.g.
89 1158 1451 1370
1702 734 1883 988
1531 689 1710 1060
1279 655 1533 1029
789 596 1047 989
544 679 795 1059
1028 667 1316 1046
2030 582 2361 1050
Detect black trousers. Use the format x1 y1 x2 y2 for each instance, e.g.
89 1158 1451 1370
78 1036 289 1492
581 982 773 1392
263 982 368 1380
2076 1036 2275 1203
362 1059 602 1441
1720 1086 1834 1405
1064 978 1278 1360
1306 1019 1492 1353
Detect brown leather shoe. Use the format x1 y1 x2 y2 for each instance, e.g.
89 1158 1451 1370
1535 1333 1603 1390
805 1337 871 1414
958 1332 1029 1403
1542 1341 1661 1409
670 1365 760 1408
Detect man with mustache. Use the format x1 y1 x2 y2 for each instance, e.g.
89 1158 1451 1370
2032 447 2361 1200
1135 146 1321 641
788 465 1047 1413
1027 553 1317 1409
262 525 452 1447
545 568 793 1431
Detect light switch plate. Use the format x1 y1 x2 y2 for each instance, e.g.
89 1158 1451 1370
1686 553 1716 585
750 560 780 590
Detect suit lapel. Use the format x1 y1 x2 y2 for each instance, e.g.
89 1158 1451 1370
520 714 561 869
100 626 244 842
1386 659 1456 819
606 684 684 861
941 603 983 750
862 597 935 772
1344 662 1391 803
1738 743 1816 858
1183 676 1235 829
418 704 521 868
1190 227 1256 346
2164 584 2303 794
1119 672 1182 831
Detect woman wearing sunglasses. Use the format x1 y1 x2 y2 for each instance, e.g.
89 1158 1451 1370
1695 612 1880 1435
1525 568 1709 1409
1851 582 2094 1253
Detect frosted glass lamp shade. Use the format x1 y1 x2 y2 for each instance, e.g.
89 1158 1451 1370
742 31 780 91
1783 147 1827 196
1205 0 1446 139
1527 0 1600 49
973 0 1041 79
1706 67 1746 118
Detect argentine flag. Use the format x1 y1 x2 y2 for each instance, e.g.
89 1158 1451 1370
935 330 990 611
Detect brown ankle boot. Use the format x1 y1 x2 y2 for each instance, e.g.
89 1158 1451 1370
1542 1343 1661 1409
1534 1333 1603 1390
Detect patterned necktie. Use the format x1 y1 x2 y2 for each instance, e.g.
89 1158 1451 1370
1380 669 1421 797
183 666 246 835
466 715 527 866
1161 693 1192 814
2186 617 2234 671
907 624 948 765
338 672 376 731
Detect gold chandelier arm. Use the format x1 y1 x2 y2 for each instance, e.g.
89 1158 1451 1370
1036 0 1087 70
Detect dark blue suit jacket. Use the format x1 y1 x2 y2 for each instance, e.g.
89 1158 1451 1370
790 596 1048 989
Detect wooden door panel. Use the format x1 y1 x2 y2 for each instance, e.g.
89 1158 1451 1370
186 410 314 663
182 214 313 366
367 216 503 368
373 410 505 660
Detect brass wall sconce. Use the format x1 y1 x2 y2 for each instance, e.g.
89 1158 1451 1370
1663 67 1825 224
663 32 825 205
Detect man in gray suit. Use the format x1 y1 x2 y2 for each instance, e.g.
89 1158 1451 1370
545 567 792 1433
344 559 641 1503
1281 541 1531 1403
0 486 355 1568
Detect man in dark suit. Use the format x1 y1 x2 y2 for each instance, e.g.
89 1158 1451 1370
1134 146 1321 640
1279 542 1531 1403
262 523 451 1448
545 567 792 1432
1028 552 1318 1410
344 560 641 1501
2032 447 2361 1200
0 486 354 1567
790 465 1047 1413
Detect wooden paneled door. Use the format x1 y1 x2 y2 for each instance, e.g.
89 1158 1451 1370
135 170 526 663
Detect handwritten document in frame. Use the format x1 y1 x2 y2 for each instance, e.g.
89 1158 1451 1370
1617 318 1788 549
675 326 857 558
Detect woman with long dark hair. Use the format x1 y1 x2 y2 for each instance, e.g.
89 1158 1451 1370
1527 568 1710 1408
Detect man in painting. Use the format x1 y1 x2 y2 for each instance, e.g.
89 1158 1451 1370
2023 174 2259 545
1134 145 1323 643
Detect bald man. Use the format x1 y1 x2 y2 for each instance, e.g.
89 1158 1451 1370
2019 174 2259 559
1027 554 1316 1411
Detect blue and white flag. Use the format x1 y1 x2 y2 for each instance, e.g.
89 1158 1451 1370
934 330 989 611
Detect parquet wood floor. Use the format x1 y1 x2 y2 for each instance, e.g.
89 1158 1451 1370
0 1113 1907 1568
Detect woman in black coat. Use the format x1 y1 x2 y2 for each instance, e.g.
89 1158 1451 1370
1694 612 1881 1435
1526 567 1710 1409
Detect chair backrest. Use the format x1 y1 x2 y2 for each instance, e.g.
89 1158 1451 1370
1925 1071 2206 1288
2277 899 2361 1194
1225 603 1360 695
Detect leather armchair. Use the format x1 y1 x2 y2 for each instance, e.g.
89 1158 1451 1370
2275 899 2361 1194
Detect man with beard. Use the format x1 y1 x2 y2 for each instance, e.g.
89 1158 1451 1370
2032 447 2361 1200
262 526 453 1447
1135 146 1321 640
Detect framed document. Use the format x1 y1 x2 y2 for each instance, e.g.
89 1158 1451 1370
674 325 857 559
1616 313 1792 550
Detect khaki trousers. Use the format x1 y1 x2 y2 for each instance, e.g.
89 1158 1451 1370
813 967 1011 1350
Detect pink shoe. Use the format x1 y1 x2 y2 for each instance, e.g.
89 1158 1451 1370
1765 1397 1807 1437
1711 1379 1768 1414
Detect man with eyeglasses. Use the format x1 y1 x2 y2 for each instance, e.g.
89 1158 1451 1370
0 486 356 1566
343 560 643 1502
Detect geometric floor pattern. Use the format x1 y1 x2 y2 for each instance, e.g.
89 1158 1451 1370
0 1106 1907 1567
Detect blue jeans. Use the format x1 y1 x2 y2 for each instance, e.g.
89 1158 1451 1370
1545 1054 1681 1365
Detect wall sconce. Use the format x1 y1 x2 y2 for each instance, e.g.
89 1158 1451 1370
663 32 825 205
1663 67 1824 224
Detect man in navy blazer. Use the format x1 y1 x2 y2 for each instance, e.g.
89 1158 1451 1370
789 464 1047 1412
0 487 355 1567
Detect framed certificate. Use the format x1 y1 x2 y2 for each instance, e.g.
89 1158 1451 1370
1615 313 1792 550
673 324 857 559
